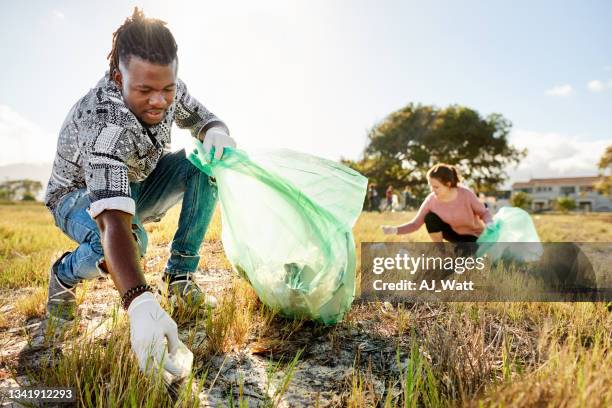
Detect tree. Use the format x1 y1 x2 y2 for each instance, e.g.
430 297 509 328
21 192 37 201
0 179 43 202
510 191 532 210
555 197 576 213
342 104 526 199
596 145 612 196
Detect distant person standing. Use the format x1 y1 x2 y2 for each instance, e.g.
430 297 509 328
366 184 379 212
385 185 394 211
402 186 413 210
391 193 400 212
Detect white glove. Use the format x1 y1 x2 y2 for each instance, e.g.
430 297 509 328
127 291 193 383
202 126 236 161
381 225 398 235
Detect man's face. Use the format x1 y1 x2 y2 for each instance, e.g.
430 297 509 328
114 56 177 126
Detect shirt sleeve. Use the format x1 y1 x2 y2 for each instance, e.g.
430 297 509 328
468 190 493 224
84 124 136 219
174 78 229 139
396 194 433 234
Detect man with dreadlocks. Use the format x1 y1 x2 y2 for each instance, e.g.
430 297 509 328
43 8 233 378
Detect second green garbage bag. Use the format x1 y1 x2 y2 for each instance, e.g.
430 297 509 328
188 142 368 324
476 206 543 263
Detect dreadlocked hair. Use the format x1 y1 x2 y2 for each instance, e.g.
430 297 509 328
107 7 178 78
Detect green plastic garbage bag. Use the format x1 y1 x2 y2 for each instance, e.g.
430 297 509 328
476 206 543 263
188 141 368 324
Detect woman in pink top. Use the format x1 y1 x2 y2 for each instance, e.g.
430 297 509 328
382 164 492 242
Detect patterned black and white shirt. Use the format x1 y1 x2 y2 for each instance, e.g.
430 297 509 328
44 72 227 218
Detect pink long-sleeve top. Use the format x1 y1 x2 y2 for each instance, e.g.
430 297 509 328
397 186 492 237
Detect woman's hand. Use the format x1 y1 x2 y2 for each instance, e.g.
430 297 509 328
484 221 496 232
381 225 398 235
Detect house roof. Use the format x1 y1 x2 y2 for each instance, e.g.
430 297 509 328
512 176 603 189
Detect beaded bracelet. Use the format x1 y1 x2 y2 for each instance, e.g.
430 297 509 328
121 284 154 310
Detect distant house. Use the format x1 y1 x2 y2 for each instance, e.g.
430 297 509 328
511 176 611 212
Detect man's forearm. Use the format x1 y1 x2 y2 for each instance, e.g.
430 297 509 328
95 210 146 296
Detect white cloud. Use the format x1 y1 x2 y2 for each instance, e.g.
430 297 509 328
505 130 609 186
587 80 606 92
52 10 65 19
545 84 573 97
0 105 56 166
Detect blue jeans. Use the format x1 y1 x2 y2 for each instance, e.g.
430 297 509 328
52 149 218 287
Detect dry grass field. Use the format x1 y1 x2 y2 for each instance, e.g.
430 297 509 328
0 201 611 407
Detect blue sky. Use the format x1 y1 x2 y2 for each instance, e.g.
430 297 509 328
1 0 610 185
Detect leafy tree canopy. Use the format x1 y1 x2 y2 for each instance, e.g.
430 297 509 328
343 103 526 198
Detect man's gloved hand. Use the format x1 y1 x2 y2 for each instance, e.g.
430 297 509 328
202 126 236 161
127 291 192 382
381 225 398 235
